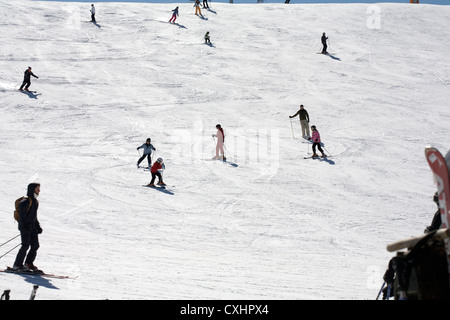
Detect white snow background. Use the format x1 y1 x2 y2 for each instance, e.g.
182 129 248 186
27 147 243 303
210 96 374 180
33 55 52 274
0 0 449 300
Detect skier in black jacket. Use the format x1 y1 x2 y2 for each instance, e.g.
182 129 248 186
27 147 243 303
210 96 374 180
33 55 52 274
321 33 328 54
19 67 38 91
13 183 43 272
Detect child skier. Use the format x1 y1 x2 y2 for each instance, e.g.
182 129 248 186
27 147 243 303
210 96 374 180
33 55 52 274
204 31 211 44
311 125 326 158
137 138 156 168
212 124 226 160
147 158 166 187
169 6 179 23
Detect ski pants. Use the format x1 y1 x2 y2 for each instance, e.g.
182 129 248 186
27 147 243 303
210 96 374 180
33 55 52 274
169 14 177 23
91 13 96 22
19 80 31 90
300 119 310 138
14 229 40 267
216 141 224 157
312 142 324 154
150 172 162 185
138 154 152 168
195 6 202 15
322 43 328 53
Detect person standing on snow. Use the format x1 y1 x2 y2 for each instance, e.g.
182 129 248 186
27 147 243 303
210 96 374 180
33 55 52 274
19 67 38 91
90 4 96 23
148 158 166 187
289 104 310 139
212 124 226 160
194 0 202 16
203 0 210 9
311 125 326 158
321 32 328 54
137 138 156 168
169 6 179 23
13 183 43 272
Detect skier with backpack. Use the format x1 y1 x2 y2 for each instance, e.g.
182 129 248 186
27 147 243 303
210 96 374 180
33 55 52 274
12 183 43 273
137 138 156 169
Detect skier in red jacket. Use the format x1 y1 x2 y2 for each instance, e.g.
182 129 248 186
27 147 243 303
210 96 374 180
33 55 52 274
147 158 166 187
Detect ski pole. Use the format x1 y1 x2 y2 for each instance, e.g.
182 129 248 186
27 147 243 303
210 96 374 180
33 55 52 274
376 282 386 300
0 234 20 248
0 243 21 260
289 118 296 139
29 285 39 301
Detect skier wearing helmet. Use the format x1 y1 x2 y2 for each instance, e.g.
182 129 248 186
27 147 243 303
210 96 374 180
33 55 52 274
147 158 166 187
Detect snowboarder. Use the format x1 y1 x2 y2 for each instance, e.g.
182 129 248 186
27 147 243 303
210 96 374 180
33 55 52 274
311 125 326 158
90 4 96 23
289 104 310 139
148 158 166 187
212 124 226 160
194 0 202 16
204 31 211 44
137 138 156 168
13 183 43 272
19 67 38 91
169 6 179 23
321 32 328 54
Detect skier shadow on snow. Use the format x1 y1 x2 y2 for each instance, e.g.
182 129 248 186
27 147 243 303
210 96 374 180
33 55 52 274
15 273 59 290
206 8 217 14
318 157 335 165
198 14 208 21
325 53 341 61
152 187 174 195
91 21 101 28
20 91 41 99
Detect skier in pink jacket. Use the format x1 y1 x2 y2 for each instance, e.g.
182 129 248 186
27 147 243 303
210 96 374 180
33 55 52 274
311 125 326 158
212 124 226 160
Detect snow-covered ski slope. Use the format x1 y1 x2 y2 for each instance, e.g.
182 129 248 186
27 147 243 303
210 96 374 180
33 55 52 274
0 0 449 300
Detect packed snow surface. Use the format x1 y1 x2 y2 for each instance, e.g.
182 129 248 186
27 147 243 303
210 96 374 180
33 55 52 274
0 0 449 300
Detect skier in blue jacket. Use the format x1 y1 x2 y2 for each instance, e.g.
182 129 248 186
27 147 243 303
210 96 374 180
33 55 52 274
137 138 156 168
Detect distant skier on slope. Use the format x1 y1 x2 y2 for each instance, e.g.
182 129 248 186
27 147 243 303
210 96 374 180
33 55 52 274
90 4 96 23
19 67 38 91
169 6 179 23
311 125 326 158
204 31 211 44
194 0 202 16
137 138 156 168
147 158 166 187
212 124 226 160
321 32 328 54
289 104 310 139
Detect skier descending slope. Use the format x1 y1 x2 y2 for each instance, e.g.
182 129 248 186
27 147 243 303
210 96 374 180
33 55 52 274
147 158 166 187
19 67 38 91
137 138 156 169
310 125 326 158
212 124 226 161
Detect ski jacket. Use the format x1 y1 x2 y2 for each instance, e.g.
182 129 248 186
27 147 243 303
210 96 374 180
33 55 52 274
321 35 328 45
215 128 224 143
291 109 309 121
18 184 41 232
311 130 321 143
172 8 179 16
24 70 38 81
91 6 95 14
138 143 156 155
151 162 165 173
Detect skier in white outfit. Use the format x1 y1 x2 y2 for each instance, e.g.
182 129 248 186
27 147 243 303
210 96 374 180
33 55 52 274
90 4 96 23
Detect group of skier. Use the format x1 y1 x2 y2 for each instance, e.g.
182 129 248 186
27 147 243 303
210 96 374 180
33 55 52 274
289 105 327 158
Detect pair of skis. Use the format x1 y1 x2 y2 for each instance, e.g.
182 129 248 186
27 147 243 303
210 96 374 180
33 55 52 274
0 267 72 279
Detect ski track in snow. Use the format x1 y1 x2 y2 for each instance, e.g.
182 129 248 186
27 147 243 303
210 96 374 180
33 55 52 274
0 1 449 300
